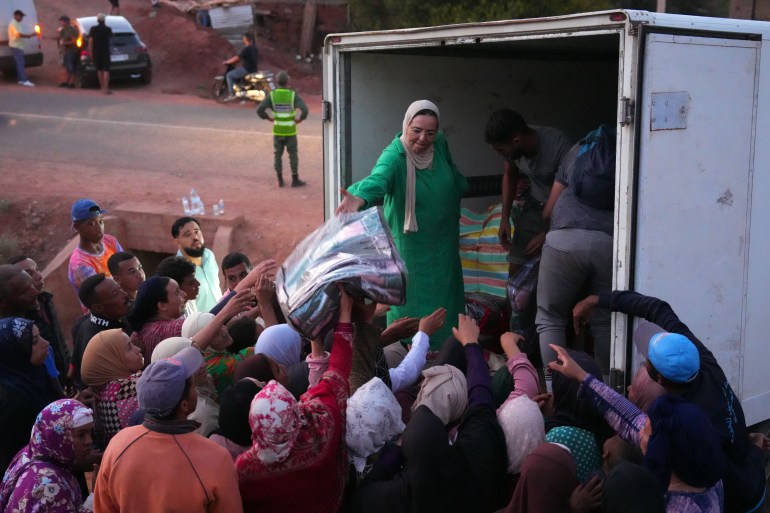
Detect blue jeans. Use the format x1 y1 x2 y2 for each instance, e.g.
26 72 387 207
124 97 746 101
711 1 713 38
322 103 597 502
225 67 248 95
12 47 28 82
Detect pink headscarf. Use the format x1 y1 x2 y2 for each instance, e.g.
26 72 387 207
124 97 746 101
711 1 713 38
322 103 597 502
628 364 666 413
248 380 303 464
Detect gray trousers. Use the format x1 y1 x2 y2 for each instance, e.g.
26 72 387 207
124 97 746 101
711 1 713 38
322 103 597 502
536 228 613 374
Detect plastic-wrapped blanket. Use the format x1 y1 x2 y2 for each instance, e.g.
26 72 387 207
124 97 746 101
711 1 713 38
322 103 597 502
276 207 407 339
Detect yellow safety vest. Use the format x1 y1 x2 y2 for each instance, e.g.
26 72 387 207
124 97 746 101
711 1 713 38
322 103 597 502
270 89 297 136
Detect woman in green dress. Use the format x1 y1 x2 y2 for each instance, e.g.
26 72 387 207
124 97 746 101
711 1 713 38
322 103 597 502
336 100 468 349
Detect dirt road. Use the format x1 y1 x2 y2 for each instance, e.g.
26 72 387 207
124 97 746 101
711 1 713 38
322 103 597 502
0 0 326 267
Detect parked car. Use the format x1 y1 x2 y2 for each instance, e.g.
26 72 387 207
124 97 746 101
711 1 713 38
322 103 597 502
74 15 151 87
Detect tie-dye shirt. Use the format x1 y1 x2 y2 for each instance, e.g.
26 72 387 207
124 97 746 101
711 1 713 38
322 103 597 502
67 234 124 291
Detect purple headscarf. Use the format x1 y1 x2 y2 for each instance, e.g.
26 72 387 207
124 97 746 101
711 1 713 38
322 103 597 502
0 399 93 512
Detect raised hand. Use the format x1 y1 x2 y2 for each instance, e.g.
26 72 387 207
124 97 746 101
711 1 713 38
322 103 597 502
547 344 588 382
452 313 479 346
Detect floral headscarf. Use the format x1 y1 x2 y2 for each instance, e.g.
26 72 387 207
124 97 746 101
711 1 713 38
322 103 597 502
0 317 53 413
0 399 93 512
247 380 303 464
346 377 405 473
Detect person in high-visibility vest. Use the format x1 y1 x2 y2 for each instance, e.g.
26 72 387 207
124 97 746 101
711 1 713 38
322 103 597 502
257 71 309 187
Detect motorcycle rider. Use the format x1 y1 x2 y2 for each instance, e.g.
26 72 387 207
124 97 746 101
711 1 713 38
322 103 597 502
223 32 258 98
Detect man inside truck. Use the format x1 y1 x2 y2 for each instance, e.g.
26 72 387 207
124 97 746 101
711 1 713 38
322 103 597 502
484 109 572 277
572 290 769 513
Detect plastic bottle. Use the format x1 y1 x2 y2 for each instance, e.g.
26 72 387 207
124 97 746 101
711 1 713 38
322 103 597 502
182 197 191 215
190 188 204 215
218 199 225 215
213 204 220 216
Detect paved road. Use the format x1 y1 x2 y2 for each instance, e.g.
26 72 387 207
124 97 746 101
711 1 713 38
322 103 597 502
0 86 323 179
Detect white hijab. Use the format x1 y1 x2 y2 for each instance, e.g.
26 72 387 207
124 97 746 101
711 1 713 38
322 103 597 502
399 100 440 233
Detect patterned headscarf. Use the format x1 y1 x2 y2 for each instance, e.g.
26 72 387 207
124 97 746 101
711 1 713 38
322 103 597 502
254 324 302 367
399 100 440 233
81 328 136 387
248 380 303 464
412 364 468 426
0 399 93 511
0 317 53 413
346 377 405 472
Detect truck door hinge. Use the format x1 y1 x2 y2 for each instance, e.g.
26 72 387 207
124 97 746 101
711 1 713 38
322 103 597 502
322 100 331 122
619 97 635 126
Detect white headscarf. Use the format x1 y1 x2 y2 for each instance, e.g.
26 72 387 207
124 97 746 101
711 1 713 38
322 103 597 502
399 100 440 233
346 378 405 473
181 312 215 339
254 324 302 367
151 337 193 363
497 395 546 473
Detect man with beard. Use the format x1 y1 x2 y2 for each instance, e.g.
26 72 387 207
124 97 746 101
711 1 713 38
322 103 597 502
171 217 221 312
71 273 131 389
67 199 124 297
8 255 70 383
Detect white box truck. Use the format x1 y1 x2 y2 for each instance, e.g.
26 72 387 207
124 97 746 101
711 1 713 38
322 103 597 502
321 10 770 425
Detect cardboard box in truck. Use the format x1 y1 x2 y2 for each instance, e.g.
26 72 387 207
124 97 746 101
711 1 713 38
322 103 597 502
321 10 770 425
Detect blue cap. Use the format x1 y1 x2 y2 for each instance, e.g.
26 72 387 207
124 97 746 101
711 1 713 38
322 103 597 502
137 347 203 416
71 199 107 222
634 322 699 384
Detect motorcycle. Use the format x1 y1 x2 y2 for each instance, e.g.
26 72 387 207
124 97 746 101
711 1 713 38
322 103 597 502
211 64 275 104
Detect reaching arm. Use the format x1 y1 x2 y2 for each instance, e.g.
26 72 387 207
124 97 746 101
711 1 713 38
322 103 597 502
498 160 518 251
191 289 253 351
498 332 540 409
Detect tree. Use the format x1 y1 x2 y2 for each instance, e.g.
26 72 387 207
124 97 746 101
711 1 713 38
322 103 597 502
349 0 729 31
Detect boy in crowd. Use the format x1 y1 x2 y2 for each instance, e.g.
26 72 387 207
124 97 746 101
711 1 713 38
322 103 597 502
107 251 145 304
68 199 123 295
156 256 200 317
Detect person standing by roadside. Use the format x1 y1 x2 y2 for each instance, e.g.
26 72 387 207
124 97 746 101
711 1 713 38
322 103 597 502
8 10 35 87
58 16 79 89
89 14 112 94
257 71 309 188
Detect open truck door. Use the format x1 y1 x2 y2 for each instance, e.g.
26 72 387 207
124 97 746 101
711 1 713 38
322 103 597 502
630 30 767 424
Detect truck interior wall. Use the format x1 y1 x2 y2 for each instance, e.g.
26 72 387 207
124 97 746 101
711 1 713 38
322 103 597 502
347 48 618 210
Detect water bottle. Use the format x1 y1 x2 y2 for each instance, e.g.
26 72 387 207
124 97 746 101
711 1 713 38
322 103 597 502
190 188 204 215
182 197 191 215
218 199 225 215
213 204 220 216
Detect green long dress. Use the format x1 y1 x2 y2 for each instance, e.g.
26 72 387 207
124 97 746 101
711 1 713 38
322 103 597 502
348 132 468 349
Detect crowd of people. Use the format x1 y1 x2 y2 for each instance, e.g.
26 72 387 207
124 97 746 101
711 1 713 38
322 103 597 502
1 102 769 513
